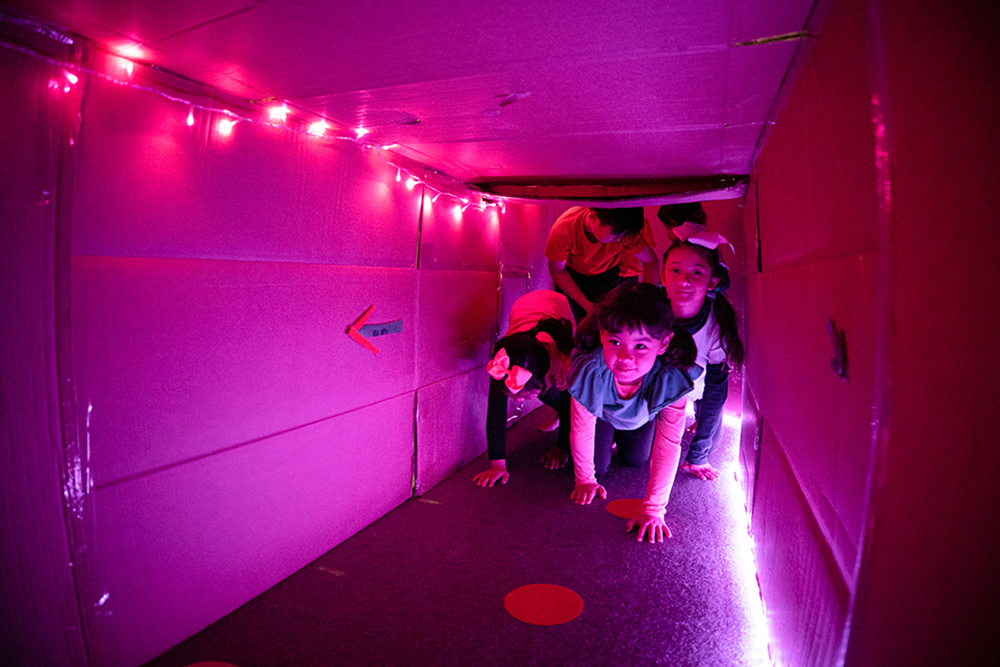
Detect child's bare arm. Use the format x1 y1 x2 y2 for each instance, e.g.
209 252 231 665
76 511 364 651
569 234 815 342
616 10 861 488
633 244 660 285
548 259 593 315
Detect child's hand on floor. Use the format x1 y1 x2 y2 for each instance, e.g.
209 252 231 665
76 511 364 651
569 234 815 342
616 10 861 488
626 513 671 543
473 461 510 487
680 461 720 481
540 447 569 470
570 482 606 505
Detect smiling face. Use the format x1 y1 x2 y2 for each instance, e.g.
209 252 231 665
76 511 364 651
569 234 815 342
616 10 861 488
661 244 720 318
600 326 671 387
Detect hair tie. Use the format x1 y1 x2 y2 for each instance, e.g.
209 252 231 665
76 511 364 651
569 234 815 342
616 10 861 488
672 222 734 254
486 348 533 394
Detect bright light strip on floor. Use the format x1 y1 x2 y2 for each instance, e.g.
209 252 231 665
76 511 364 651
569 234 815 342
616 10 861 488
717 414 774 666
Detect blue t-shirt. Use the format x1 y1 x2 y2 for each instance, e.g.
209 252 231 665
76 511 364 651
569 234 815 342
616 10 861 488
567 347 700 431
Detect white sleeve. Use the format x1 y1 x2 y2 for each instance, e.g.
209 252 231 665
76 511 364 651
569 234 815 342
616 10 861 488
570 397 598 485
642 398 686 518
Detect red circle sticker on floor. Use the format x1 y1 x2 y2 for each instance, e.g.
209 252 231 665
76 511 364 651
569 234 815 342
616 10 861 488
504 584 584 625
606 498 644 519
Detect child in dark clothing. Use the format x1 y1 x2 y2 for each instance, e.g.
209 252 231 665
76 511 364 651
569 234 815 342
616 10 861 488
474 291 576 488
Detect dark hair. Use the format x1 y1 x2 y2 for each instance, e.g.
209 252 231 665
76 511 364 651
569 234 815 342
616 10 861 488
575 282 697 371
657 202 706 228
591 207 645 238
663 240 745 370
492 317 574 395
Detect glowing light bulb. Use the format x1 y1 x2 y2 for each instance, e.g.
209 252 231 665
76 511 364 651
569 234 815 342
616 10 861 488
354 127 369 139
122 60 134 76
308 120 328 136
405 177 419 191
423 194 433 209
395 169 402 182
218 117 237 136
432 192 442 203
268 105 290 122
115 44 144 59
63 71 79 85
186 107 195 126
452 206 463 223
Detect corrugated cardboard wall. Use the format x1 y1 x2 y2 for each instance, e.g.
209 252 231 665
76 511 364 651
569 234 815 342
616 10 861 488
741 0 880 663
0 35 549 664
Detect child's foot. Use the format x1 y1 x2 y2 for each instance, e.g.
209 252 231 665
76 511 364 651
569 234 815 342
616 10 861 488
686 420 698 434
538 414 560 432
540 447 569 470
680 461 720 481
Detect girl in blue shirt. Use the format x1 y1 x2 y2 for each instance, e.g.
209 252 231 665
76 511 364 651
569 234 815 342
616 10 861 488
567 282 699 543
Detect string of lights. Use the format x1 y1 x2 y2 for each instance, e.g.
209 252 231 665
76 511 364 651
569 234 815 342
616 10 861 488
0 26 508 218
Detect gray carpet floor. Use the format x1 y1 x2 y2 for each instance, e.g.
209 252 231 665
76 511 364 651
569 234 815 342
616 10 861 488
146 404 769 667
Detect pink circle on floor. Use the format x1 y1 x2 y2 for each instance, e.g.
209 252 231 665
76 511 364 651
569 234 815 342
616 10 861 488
606 498 644 519
504 584 584 625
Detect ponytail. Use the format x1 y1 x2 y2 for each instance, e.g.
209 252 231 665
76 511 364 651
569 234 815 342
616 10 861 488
711 295 744 370
663 327 697 370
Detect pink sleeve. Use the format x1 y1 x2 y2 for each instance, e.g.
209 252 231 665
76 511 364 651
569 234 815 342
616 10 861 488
570 397 598 485
642 398 687 518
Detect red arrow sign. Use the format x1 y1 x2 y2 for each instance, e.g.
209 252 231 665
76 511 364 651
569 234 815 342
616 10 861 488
346 305 380 355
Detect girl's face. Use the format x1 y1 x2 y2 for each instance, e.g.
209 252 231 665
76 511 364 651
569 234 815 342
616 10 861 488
600 326 671 386
661 245 719 317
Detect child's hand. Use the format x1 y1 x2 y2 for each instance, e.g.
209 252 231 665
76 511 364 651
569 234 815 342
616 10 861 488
540 447 569 470
473 461 510 487
626 513 671 543
680 462 720 481
570 482 606 505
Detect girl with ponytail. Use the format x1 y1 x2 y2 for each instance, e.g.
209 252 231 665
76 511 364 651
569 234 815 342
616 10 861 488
660 222 745 482
474 290 576 488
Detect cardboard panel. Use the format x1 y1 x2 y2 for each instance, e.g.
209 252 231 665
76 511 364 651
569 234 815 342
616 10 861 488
0 47 87 666
755 253 876 578
415 370 489 494
753 0 878 271
752 423 849 667
724 41 799 129
90 395 415 667
418 190 499 271
846 0 1000 663
72 71 419 267
499 201 554 296
739 382 762 514
414 270 497 387
72 257 417 484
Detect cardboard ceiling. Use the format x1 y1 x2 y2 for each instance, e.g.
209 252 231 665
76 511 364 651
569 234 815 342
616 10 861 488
6 0 823 202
